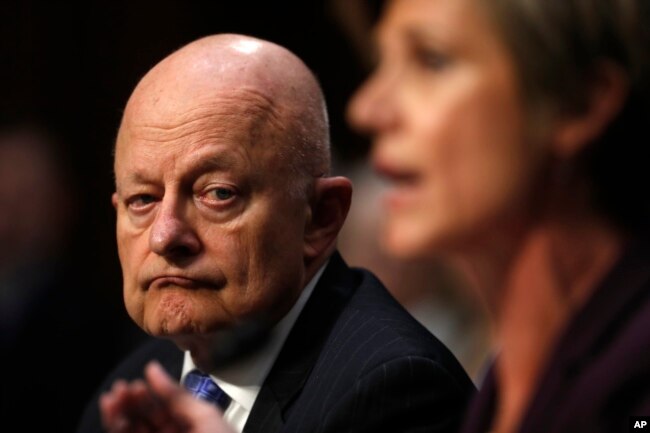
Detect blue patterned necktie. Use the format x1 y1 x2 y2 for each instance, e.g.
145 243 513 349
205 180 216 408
183 369 232 412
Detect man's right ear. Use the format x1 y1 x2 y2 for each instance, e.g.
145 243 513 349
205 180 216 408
111 192 119 210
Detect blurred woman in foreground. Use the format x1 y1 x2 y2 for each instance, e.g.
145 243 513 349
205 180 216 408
348 0 650 432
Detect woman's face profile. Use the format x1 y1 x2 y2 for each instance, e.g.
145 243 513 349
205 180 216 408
348 0 547 258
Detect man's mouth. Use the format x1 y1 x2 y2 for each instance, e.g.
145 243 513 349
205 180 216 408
148 276 219 291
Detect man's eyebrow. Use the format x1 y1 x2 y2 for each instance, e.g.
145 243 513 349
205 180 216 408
115 172 157 194
122 171 155 185
116 150 247 191
186 151 246 176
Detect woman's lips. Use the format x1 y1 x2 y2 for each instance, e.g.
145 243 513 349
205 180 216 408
383 181 423 211
373 160 423 211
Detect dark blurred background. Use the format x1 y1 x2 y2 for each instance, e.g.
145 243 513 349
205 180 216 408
0 1 489 431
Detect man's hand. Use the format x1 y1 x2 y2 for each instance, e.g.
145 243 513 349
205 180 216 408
99 361 236 433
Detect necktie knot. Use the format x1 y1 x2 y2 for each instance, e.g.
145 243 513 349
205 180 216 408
183 369 231 411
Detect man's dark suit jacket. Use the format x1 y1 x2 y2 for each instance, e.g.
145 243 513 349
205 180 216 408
461 240 650 433
78 252 475 433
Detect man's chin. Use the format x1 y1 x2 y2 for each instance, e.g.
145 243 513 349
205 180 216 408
145 316 223 344
144 315 200 337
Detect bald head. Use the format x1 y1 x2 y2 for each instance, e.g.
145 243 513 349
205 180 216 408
118 34 330 193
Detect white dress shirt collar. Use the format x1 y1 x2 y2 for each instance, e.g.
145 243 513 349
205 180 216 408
181 260 328 432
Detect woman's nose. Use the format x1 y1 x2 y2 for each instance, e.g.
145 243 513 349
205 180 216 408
347 67 399 135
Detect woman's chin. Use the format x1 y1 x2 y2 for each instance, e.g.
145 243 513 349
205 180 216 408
382 223 434 260
381 216 461 260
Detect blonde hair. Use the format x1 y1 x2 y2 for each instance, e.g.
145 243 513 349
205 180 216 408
477 0 650 233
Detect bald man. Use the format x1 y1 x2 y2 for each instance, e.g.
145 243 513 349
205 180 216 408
77 34 474 433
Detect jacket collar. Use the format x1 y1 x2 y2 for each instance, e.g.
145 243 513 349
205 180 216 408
244 252 356 433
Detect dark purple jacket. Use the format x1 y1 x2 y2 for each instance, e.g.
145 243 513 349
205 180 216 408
462 240 650 433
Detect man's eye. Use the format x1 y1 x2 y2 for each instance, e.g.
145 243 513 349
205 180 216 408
209 187 235 201
128 195 156 209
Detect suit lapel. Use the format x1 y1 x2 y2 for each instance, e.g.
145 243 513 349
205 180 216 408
165 346 185 381
244 252 357 433
155 338 185 380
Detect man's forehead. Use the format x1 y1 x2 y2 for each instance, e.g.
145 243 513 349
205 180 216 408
120 87 285 147
128 82 282 123
114 94 290 177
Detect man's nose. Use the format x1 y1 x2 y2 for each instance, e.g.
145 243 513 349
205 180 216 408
149 198 201 258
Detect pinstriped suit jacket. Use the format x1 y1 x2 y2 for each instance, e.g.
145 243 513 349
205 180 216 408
77 252 475 433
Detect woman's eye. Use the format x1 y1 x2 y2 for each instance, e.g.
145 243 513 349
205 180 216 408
413 46 450 70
